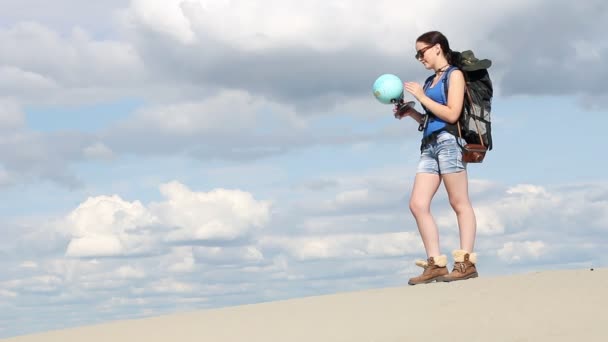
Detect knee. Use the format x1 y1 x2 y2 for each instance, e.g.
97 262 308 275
409 198 430 217
449 197 471 213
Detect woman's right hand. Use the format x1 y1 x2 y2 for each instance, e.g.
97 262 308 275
393 102 416 120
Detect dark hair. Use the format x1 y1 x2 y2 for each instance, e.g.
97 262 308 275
416 31 461 68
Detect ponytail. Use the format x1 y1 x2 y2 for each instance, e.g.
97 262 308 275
448 50 462 69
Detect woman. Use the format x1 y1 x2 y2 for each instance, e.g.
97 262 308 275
395 31 478 285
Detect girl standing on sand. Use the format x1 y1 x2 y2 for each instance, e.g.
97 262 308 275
395 31 478 285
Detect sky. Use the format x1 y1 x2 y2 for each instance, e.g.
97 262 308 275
1 0 607 338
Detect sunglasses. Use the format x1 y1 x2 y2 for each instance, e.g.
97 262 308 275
415 45 435 60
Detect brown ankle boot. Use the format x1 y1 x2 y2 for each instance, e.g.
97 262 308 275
408 255 448 285
441 249 478 282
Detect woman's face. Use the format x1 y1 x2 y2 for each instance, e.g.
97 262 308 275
415 42 438 69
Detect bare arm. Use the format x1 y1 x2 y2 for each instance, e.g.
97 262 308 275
404 69 466 124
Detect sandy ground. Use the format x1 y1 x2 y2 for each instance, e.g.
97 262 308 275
5 268 607 342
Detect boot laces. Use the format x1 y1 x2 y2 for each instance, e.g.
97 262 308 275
452 262 467 273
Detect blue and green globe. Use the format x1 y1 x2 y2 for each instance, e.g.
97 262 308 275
372 74 403 104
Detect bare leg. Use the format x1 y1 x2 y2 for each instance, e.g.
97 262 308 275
442 170 476 252
409 173 442 257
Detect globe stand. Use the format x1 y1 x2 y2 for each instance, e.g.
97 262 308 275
393 99 415 112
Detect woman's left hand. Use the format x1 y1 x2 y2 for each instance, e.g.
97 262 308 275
404 82 425 101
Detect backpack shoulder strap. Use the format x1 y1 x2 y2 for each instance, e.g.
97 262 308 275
423 74 434 90
440 66 465 139
420 74 434 114
441 65 459 101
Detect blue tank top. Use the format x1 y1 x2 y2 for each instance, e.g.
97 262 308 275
422 67 454 137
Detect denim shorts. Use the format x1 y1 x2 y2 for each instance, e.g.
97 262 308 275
416 131 466 175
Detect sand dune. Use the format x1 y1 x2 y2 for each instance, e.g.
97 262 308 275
5 268 607 342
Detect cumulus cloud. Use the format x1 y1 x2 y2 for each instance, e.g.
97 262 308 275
435 183 595 236
0 66 59 104
64 195 159 258
115 265 146 280
497 240 546 263
62 181 271 258
1 0 127 34
4 0 604 187
2 274 63 294
491 0 608 98
4 134 88 187
96 87 408 164
2 0 603 108
162 247 196 273
153 181 271 243
193 246 264 265
261 232 421 261
118 0 605 106
125 0 198 44
4 177 608 338
0 100 97 188
122 0 532 54
20 261 39 269
0 22 145 104
146 278 194 294
101 89 313 159
2 0 608 337
0 289 17 298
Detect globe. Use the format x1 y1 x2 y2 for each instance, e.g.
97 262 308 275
372 74 403 104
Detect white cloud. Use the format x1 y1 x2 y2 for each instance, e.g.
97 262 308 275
43 258 102 283
152 181 271 243
299 214 398 234
0 121 94 188
97 297 149 312
0 0 598 110
506 184 549 196
1 1 127 34
125 0 197 44
3 0 599 189
2 275 63 294
261 232 421 261
4 177 608 338
436 183 569 235
64 195 159 257
60 181 271 258
193 246 264 265
292 171 411 216
20 261 39 269
497 241 546 263
0 289 17 298
123 0 532 53
164 247 196 273
66 195 156 234
241 255 292 278
66 235 125 258
334 189 371 207
2 1 608 337
147 278 194 294
0 22 144 104
0 66 58 95
115 266 146 280
121 89 305 136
